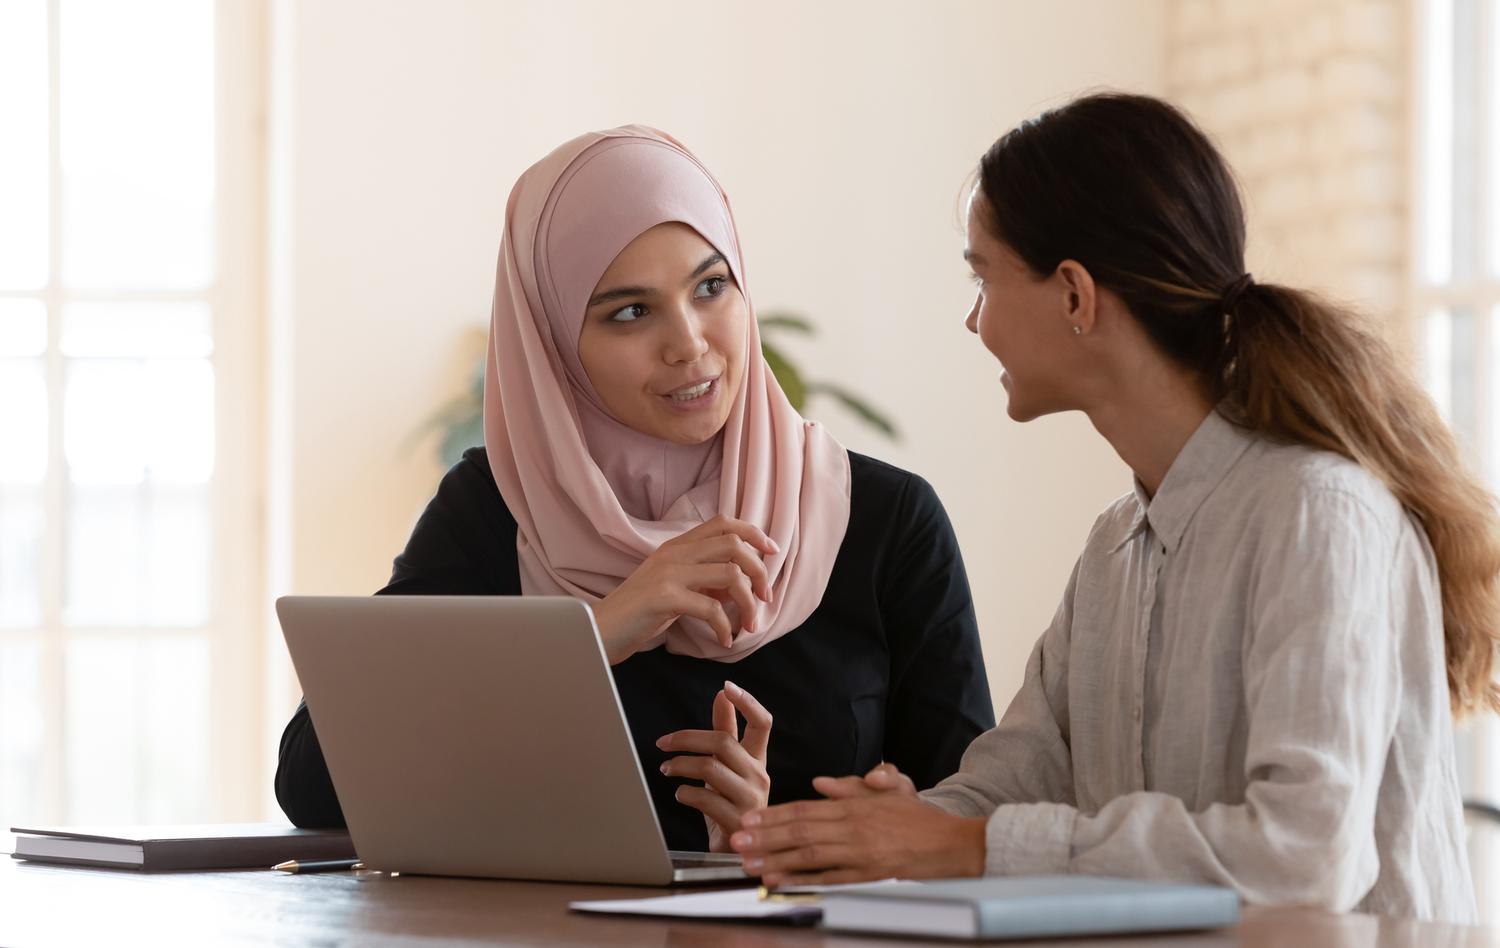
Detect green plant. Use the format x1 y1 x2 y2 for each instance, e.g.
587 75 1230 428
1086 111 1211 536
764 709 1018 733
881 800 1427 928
410 313 898 468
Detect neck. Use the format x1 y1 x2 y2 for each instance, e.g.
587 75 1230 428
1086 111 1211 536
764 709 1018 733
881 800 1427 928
1082 358 1214 498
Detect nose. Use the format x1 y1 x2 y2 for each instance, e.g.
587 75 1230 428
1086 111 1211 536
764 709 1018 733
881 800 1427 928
965 297 979 335
662 305 710 365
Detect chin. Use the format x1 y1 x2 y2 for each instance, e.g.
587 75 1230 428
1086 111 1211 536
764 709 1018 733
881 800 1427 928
658 415 729 445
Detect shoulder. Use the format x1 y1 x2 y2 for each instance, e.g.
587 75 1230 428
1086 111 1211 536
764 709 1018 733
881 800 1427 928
429 446 517 528
847 450 947 524
1233 438 1404 528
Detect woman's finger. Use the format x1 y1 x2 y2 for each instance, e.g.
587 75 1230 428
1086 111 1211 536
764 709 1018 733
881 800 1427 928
745 841 862 878
731 814 852 857
742 798 847 831
713 688 737 738
661 754 759 809
656 728 764 790
722 681 772 760
671 515 779 558
718 534 772 602
668 588 734 648
676 562 760 635
674 784 742 834
812 775 878 799
863 763 917 795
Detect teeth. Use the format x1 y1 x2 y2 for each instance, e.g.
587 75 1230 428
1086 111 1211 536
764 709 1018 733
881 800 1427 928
672 380 713 400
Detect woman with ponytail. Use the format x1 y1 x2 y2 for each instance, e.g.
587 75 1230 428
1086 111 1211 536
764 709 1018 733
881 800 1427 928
730 93 1496 922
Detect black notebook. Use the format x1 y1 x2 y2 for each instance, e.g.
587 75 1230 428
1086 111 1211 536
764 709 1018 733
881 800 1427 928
10 823 355 871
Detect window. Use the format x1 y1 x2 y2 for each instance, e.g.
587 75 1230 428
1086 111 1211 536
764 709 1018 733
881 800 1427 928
0 0 264 827
1416 0 1500 913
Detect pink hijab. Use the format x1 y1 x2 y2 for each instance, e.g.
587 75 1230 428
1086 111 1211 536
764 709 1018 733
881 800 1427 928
483 126 852 662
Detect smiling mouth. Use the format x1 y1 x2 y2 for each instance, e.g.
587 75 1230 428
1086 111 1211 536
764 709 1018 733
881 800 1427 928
665 376 718 401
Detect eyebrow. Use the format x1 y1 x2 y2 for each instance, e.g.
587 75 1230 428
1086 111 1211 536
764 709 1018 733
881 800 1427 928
587 252 728 308
963 248 986 265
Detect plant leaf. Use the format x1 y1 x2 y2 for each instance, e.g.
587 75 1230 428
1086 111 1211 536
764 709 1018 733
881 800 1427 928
805 382 900 440
761 341 806 411
758 312 816 335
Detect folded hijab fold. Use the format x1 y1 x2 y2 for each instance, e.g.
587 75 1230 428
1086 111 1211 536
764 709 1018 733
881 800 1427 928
484 126 852 661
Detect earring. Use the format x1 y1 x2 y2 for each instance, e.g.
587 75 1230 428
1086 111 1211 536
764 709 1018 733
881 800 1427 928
1071 325 1082 335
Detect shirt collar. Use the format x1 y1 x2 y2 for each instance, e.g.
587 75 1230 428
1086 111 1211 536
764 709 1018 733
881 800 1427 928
1112 409 1257 555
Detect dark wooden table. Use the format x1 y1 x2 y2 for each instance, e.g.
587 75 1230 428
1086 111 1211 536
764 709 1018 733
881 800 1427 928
2 856 1496 946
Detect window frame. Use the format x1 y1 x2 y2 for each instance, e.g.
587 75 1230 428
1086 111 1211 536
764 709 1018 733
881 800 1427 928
1410 0 1500 815
6 0 267 825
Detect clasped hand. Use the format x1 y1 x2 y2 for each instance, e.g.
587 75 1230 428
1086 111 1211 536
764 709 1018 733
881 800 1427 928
728 763 988 886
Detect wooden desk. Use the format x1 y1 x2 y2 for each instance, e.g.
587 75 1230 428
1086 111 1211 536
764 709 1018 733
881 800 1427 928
1 856 1495 947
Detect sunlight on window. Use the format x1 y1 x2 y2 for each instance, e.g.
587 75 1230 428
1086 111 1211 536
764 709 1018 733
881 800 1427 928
0 644 44 824
0 299 47 357
59 0 215 291
1422 0 1454 286
0 0 49 291
1491 2 1500 279
65 485 212 628
65 637 211 823
61 301 213 359
0 362 47 485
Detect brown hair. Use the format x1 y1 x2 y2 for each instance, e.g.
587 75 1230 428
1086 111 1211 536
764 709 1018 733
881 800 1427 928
978 92 1500 715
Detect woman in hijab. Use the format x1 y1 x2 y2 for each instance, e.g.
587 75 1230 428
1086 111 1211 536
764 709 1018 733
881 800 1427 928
728 94 1490 923
274 126 996 852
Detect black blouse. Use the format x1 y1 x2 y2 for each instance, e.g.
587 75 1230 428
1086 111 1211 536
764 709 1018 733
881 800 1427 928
275 448 995 851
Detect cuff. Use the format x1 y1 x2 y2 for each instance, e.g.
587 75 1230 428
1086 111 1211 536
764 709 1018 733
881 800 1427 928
919 786 990 819
983 801 1076 876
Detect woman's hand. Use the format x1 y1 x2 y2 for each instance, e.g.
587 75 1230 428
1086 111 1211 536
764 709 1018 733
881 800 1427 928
593 515 779 665
657 681 773 853
729 763 986 886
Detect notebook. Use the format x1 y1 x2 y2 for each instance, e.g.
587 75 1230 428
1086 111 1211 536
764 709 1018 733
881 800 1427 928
820 875 1240 940
10 823 355 871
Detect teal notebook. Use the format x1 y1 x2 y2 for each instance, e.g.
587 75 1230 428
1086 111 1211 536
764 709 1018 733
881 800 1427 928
820 875 1239 940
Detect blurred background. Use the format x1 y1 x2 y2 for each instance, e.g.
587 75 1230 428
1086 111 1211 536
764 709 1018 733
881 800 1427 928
0 0 1497 918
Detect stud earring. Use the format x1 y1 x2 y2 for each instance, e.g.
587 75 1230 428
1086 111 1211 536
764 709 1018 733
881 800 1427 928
1071 325 1082 335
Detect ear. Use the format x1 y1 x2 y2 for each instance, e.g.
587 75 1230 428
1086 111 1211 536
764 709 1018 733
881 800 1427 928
1055 260 1097 335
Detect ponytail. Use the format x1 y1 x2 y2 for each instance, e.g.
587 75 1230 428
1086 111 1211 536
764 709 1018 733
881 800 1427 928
1224 282 1500 714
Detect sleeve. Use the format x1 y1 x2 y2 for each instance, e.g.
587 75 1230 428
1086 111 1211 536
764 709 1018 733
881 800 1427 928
878 474 997 789
273 450 514 828
963 489 1400 912
920 556 1078 818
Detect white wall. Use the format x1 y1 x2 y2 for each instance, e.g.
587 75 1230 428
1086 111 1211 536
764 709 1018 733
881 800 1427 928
268 0 1164 725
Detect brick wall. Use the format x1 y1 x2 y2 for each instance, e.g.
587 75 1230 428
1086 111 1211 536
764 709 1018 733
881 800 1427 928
1166 0 1409 330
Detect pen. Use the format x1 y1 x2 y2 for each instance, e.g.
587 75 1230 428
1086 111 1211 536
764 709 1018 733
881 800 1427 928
272 858 365 873
757 885 821 904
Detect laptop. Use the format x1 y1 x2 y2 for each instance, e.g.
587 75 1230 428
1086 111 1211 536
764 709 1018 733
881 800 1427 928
276 594 748 885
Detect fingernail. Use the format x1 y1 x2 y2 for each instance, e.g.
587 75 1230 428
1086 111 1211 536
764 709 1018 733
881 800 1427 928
743 857 763 872
730 831 751 849
724 680 741 697
655 736 670 749
743 811 761 827
659 762 670 774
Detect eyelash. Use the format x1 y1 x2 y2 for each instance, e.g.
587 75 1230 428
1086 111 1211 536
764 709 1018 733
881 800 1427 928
606 275 729 323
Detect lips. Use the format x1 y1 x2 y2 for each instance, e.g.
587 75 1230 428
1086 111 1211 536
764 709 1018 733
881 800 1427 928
662 375 720 400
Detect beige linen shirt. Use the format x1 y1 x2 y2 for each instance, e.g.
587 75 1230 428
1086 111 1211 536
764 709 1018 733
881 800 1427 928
922 410 1476 923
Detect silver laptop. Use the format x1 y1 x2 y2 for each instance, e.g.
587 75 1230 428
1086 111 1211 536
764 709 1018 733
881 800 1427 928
276 595 748 885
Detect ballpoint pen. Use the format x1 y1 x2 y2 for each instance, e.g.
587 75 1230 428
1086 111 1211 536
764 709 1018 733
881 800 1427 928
756 886 821 904
272 858 365 873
